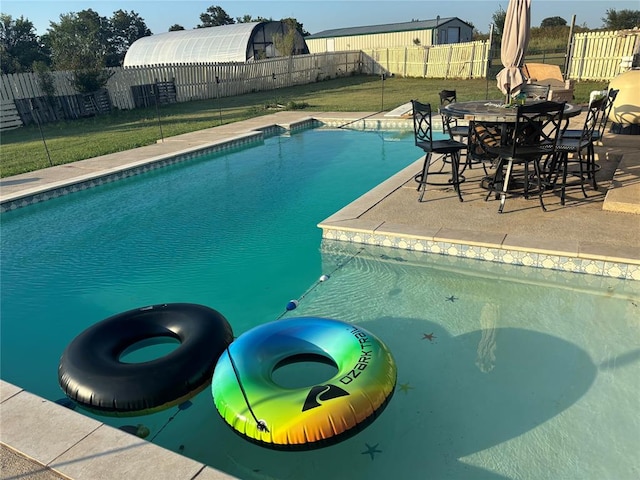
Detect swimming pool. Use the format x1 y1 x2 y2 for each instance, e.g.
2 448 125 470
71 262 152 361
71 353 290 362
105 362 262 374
1 126 639 479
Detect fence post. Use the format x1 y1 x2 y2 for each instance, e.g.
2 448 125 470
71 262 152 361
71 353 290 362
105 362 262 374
564 15 576 79
445 46 453 79
404 47 408 77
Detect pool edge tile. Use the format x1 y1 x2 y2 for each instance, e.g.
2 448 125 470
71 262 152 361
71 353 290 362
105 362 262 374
434 228 507 248
578 241 640 265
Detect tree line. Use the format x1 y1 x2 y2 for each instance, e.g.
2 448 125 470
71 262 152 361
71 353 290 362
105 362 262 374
1 3 638 89
0 5 311 76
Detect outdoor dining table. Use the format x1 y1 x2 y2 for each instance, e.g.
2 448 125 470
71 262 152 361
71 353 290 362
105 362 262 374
441 99 582 124
441 99 583 160
441 99 582 156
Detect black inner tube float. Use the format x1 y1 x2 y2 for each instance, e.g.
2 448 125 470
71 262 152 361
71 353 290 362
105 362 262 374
58 303 234 416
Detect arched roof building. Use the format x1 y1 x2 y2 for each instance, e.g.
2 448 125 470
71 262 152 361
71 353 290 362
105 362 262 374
124 22 309 67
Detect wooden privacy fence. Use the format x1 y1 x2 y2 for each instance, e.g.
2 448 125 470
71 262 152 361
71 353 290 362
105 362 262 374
569 29 640 81
0 52 362 114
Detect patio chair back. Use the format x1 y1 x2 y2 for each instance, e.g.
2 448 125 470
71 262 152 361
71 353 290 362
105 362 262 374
438 90 457 106
597 88 619 138
508 101 565 159
438 90 468 139
577 96 606 146
519 84 550 101
438 90 456 133
410 99 467 202
412 99 438 149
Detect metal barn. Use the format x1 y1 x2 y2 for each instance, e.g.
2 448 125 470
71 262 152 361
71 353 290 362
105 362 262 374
305 18 473 53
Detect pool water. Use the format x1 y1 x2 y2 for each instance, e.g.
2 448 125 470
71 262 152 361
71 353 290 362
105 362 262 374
0 127 417 391
2 127 639 479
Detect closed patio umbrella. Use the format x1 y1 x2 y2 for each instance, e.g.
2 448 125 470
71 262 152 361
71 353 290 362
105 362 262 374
496 0 531 102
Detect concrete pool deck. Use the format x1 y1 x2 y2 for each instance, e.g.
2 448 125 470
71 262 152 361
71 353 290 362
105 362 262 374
1 109 639 479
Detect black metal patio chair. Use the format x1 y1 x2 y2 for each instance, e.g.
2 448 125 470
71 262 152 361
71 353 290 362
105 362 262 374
483 100 565 213
549 96 606 205
438 90 470 141
561 88 619 145
411 99 467 202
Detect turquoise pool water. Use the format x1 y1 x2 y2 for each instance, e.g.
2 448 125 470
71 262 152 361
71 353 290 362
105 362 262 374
1 127 639 479
0 127 418 392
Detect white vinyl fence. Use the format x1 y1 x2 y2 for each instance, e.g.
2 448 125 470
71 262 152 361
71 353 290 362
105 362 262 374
568 29 640 80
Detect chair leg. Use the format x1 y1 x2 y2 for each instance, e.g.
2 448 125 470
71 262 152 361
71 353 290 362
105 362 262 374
542 153 556 191
416 154 428 191
451 151 464 202
577 151 588 198
560 153 569 206
587 142 598 190
523 160 530 199
548 152 562 190
486 158 505 202
533 158 547 212
416 153 432 202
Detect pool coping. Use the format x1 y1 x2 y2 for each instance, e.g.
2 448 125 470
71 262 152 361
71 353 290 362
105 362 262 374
0 380 238 479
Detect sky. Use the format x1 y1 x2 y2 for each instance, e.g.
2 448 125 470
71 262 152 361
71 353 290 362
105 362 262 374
3 0 639 36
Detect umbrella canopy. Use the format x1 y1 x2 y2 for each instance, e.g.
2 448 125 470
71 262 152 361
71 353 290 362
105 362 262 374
496 0 531 97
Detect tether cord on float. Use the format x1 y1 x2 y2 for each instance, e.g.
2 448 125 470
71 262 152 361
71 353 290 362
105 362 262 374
227 346 269 432
275 247 365 320
226 246 365 433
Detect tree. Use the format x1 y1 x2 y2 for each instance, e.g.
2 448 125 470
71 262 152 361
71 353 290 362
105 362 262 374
198 5 234 28
169 24 185 31
281 17 310 37
107 10 151 66
272 19 297 57
541 16 567 28
47 10 109 70
492 6 506 36
47 9 112 92
236 15 271 23
0 14 50 74
602 9 640 29
33 60 56 102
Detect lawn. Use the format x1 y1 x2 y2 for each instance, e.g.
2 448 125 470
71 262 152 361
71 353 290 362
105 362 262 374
0 75 607 177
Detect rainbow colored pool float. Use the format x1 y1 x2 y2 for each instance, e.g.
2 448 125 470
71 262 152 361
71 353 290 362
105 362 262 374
211 316 397 449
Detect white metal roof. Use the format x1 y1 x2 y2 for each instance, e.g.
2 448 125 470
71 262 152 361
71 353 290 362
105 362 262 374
123 23 259 66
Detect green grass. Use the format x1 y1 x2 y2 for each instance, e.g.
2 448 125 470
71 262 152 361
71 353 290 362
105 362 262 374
0 75 608 177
